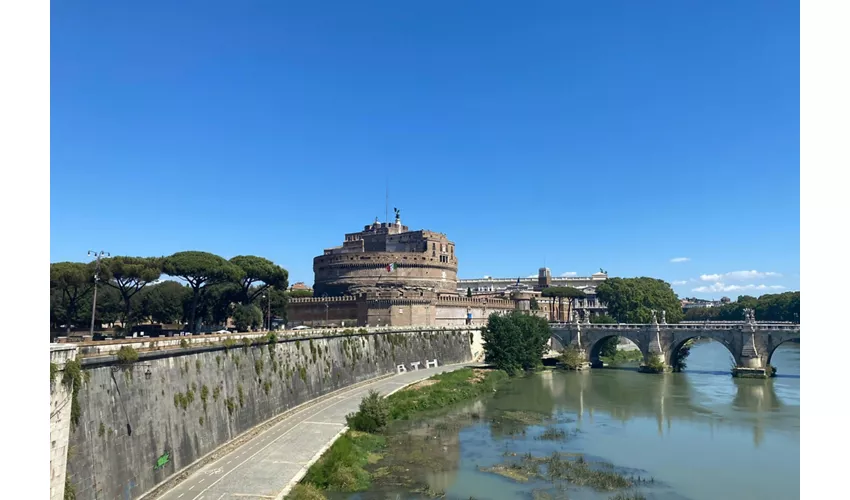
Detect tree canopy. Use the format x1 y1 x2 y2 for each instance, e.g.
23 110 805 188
163 251 245 332
683 292 799 322
482 311 551 376
229 255 289 304
51 250 292 335
137 281 190 324
595 277 683 324
288 289 313 298
50 262 94 332
101 256 163 326
542 286 586 321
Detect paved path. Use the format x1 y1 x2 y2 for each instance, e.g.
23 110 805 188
154 363 471 500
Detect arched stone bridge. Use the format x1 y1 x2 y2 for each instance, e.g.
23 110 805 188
549 320 800 377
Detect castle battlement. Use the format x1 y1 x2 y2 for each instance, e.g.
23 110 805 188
289 296 358 304
436 296 515 308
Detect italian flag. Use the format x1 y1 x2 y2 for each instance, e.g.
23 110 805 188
386 263 397 272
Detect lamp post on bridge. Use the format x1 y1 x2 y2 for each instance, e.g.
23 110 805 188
88 250 110 337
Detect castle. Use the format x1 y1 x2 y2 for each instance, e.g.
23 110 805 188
287 211 608 327
287 211 516 327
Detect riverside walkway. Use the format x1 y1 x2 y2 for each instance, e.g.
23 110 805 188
151 363 471 500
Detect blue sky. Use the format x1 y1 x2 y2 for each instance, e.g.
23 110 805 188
50 1 799 299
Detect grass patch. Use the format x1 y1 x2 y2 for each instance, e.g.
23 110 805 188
302 432 386 492
600 349 643 366
536 427 575 441
480 464 534 482
609 492 647 500
301 368 507 495
285 484 327 500
498 410 549 426
385 368 507 421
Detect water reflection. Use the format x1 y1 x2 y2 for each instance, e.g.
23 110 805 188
485 347 799 447
344 343 800 500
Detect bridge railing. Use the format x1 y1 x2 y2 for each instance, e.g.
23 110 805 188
549 322 799 331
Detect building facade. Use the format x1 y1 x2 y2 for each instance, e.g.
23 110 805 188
457 268 610 321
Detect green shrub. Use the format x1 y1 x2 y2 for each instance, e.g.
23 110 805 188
559 346 586 370
180 339 189 349
64 477 76 500
116 346 139 365
346 390 389 433
62 358 84 428
482 312 551 376
200 385 209 411
642 355 667 373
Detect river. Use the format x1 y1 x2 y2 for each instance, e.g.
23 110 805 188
337 340 800 500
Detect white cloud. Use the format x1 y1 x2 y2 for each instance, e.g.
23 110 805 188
526 274 537 278
560 271 577 277
692 283 785 293
672 280 688 285
699 270 782 282
670 257 690 263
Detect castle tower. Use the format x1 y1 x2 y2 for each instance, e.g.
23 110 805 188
538 267 551 289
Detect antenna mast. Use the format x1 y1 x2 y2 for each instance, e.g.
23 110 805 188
385 177 388 224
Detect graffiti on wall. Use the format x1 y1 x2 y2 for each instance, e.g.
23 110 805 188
154 451 170 470
396 359 438 373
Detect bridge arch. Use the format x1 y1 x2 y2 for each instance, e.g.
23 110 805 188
766 337 800 366
587 332 644 368
667 333 738 372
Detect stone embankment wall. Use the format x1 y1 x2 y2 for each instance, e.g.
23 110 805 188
50 344 78 500
64 328 477 500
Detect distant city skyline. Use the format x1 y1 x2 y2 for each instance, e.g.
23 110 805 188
50 1 799 301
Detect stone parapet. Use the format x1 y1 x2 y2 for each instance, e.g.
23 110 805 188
436 295 515 309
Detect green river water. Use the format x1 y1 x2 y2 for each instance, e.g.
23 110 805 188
337 341 800 500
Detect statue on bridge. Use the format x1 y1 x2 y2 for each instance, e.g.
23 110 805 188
743 308 755 324
650 309 658 324
661 310 667 324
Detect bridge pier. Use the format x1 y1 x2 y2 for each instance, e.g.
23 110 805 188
731 355 774 378
639 320 672 374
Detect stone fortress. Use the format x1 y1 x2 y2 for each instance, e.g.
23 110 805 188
287 210 609 327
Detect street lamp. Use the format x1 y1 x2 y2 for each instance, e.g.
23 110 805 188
262 292 272 331
88 250 110 337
